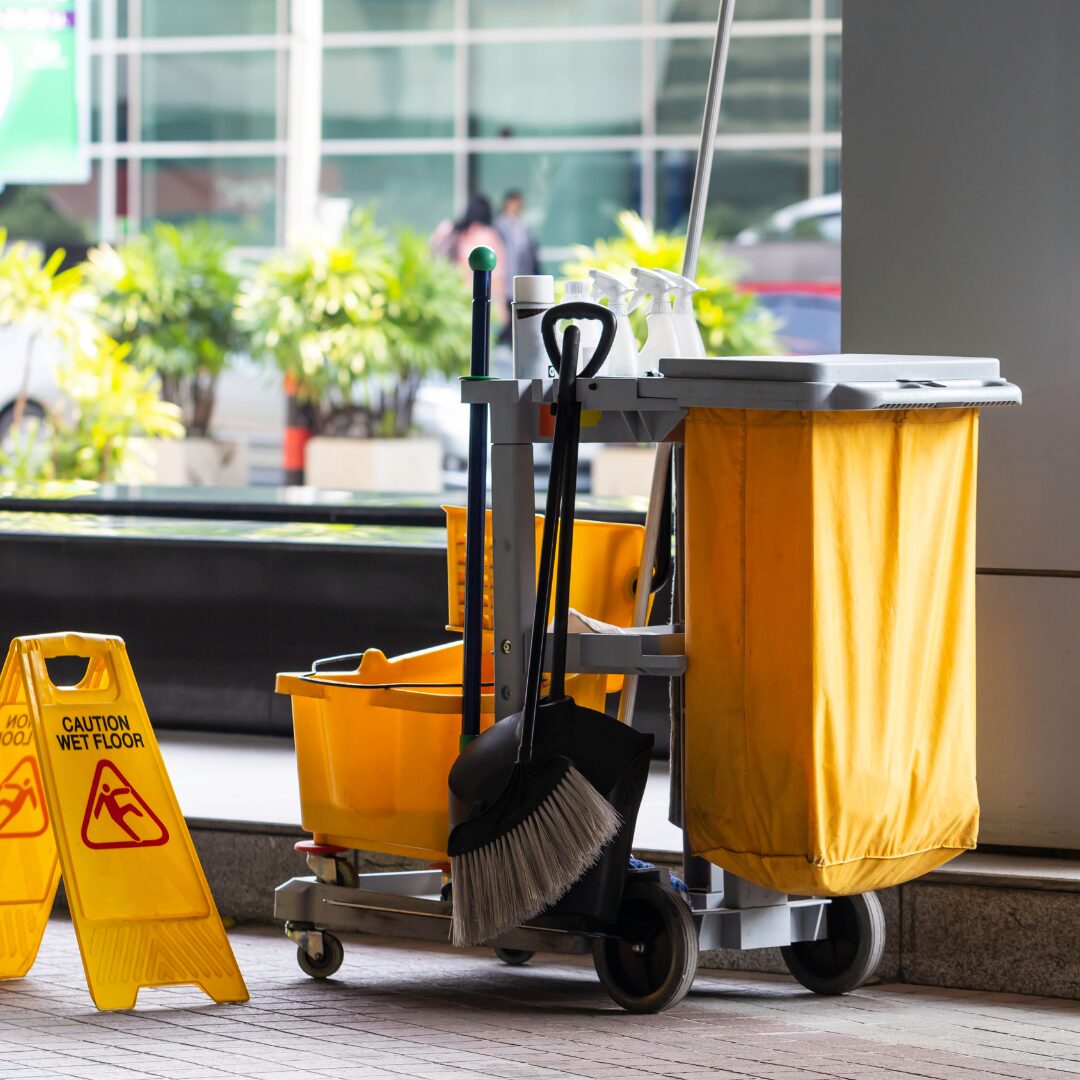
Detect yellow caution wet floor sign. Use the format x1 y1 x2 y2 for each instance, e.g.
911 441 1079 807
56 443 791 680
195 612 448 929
0 633 248 1010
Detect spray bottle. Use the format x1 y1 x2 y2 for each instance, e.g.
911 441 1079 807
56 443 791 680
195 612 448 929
560 279 601 374
630 267 681 372
588 269 640 377
655 269 706 358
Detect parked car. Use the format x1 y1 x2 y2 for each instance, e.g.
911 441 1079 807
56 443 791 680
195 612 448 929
735 192 842 246
746 283 842 355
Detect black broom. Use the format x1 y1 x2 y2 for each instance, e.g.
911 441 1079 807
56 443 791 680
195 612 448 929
448 303 627 947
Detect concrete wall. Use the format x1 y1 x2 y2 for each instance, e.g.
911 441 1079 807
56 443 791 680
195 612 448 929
842 1 1080 848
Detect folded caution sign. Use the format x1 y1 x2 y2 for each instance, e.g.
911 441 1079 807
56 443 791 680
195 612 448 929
0 632 248 1009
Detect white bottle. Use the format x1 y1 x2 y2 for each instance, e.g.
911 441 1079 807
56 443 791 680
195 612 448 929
588 269 641 377
512 275 555 379
630 267 682 372
655 269 706 358
560 279 601 375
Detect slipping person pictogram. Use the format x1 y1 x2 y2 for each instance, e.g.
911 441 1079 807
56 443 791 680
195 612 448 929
93 782 143 842
0 757 48 838
80 760 168 849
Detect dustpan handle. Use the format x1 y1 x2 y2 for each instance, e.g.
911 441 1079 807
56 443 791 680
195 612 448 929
543 303 617 701
519 336 575 760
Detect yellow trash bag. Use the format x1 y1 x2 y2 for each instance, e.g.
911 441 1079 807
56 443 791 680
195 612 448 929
684 407 979 896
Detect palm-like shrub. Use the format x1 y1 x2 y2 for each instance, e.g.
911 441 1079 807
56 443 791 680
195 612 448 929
86 222 246 437
242 211 470 437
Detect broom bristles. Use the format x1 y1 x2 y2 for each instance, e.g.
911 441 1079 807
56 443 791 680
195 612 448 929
450 764 621 948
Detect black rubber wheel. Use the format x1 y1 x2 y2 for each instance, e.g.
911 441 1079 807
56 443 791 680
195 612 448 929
781 891 885 995
494 948 534 966
297 932 344 979
592 878 698 1014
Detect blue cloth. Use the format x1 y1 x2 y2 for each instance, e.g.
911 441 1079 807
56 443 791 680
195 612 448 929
629 856 687 892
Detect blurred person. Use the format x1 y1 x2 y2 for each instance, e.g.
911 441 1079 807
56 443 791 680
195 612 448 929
494 190 539 341
431 195 506 330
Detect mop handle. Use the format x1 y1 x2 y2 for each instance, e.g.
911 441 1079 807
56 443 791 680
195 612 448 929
683 0 736 280
460 246 496 746
619 0 736 727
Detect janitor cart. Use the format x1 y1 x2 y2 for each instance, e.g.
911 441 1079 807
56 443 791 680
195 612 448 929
274 352 1019 1012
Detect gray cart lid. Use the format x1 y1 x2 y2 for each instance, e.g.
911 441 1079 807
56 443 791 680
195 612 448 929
656 353 1022 410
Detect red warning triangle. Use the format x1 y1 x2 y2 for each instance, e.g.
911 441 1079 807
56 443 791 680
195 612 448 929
80 760 169 850
0 756 48 839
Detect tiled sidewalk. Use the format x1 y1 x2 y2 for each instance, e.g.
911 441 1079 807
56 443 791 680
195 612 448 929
2 920 1078 1080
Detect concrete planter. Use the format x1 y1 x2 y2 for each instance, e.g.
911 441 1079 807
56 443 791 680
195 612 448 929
131 437 249 486
589 446 657 498
304 436 443 492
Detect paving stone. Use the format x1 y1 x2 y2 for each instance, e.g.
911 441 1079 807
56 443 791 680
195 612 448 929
0 919 1075 1079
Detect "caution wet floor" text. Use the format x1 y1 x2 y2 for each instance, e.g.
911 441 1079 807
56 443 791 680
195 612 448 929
56 715 145 752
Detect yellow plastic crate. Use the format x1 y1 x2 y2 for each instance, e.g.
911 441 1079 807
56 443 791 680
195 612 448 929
443 504 646 633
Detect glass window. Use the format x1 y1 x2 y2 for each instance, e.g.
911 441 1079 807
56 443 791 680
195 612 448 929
141 0 276 37
90 56 102 143
319 155 455 234
824 149 840 195
658 35 810 134
659 0 810 20
471 151 639 249
0 168 102 248
140 53 277 141
322 47 454 139
470 0 640 27
825 34 840 131
657 148 809 237
90 0 128 38
324 0 453 32
140 158 279 245
471 42 641 138
826 0 841 17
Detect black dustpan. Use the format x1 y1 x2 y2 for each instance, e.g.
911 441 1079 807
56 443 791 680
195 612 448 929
448 303 653 944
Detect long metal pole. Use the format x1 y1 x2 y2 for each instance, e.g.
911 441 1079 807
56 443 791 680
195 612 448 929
618 0 736 729
682 0 736 280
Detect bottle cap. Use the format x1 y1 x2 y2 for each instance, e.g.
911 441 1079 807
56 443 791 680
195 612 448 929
513 275 555 304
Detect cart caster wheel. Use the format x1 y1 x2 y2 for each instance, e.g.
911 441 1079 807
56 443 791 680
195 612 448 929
593 878 698 1014
781 891 885 995
297 933 344 979
335 859 358 888
494 948 534 966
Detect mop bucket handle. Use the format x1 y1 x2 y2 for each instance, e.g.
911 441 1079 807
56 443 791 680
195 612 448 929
297 651 495 714
540 302 617 381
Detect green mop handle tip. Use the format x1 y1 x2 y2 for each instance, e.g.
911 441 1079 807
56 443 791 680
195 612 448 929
459 732 476 752
468 246 497 272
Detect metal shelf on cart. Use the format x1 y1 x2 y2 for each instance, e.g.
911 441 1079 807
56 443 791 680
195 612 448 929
544 626 687 677
462 355 1022 424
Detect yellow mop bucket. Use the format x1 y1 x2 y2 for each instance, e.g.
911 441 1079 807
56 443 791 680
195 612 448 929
684 407 980 896
278 511 645 862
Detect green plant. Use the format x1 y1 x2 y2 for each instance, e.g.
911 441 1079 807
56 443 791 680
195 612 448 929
561 211 781 357
85 222 246 437
0 229 97 430
241 210 469 438
0 340 184 484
